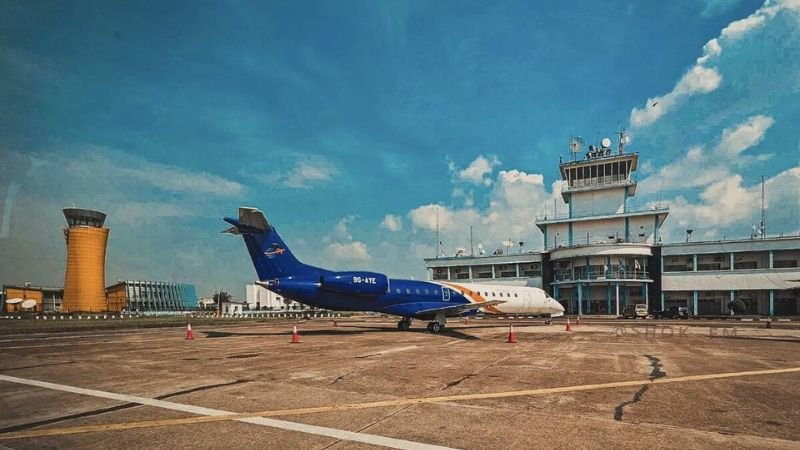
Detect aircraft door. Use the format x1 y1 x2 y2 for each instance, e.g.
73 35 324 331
523 292 533 314
442 287 450 302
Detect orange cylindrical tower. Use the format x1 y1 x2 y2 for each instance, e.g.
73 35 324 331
62 208 110 313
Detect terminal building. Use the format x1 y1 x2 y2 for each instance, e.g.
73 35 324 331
1 207 199 314
105 280 198 312
245 284 308 311
425 133 800 317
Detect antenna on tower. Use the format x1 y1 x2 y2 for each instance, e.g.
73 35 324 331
470 225 474 256
617 128 629 154
569 136 584 162
760 175 766 239
435 205 440 258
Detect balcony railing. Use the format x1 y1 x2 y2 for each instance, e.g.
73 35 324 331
542 233 658 251
566 174 631 190
554 269 650 282
536 205 669 224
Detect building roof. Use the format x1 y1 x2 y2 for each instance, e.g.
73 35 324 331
63 208 107 228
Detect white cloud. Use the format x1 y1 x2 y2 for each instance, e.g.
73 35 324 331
639 115 774 194
408 204 457 231
452 155 501 185
65 147 245 197
326 241 372 262
659 167 800 240
629 0 800 129
716 114 774 158
112 202 199 224
333 215 355 240
380 214 403 232
283 155 338 189
696 38 722 64
406 163 566 256
630 66 722 128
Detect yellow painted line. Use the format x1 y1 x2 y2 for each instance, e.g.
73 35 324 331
2 366 800 441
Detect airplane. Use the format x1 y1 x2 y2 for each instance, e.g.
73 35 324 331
223 207 564 333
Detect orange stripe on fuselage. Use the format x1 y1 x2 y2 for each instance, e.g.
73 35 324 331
438 281 504 314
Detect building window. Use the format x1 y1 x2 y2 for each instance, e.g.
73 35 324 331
696 253 730 271
773 250 799 268
663 256 693 272
733 251 769 270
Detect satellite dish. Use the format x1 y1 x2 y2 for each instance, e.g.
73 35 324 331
601 137 612 148
6 298 23 305
502 240 514 248
21 299 37 309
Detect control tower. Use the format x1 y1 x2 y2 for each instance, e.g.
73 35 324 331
535 132 669 315
62 208 110 313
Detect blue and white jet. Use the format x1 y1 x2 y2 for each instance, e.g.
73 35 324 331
224 207 564 333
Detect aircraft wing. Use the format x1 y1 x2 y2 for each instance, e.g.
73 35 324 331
414 300 506 316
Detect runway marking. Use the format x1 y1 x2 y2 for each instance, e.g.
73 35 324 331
3 366 800 442
0 374 454 450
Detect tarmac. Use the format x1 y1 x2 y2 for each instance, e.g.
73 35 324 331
1 317 800 449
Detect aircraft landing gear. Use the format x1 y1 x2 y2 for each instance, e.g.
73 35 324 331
427 313 447 333
544 319 552 325
397 317 412 331
426 322 442 333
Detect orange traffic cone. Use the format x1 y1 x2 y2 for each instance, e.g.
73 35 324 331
290 325 300 344
185 323 194 340
565 317 573 332
576 316 581 326
507 324 517 343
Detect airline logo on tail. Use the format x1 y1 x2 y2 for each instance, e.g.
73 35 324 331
264 244 286 258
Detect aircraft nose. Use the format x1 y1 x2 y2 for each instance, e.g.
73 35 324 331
553 299 565 313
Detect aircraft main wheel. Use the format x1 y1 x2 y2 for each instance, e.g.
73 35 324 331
431 322 442 333
426 322 434 332
397 320 404 330
397 320 410 331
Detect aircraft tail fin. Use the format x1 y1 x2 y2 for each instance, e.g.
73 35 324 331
223 207 311 280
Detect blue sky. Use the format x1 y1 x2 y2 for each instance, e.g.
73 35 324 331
1 0 798 298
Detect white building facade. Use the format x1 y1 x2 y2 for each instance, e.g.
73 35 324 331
535 140 668 316
424 132 800 317
245 284 306 310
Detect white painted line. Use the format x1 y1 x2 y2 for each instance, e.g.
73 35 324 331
0 374 455 450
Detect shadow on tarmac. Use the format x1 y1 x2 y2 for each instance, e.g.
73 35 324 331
201 325 482 340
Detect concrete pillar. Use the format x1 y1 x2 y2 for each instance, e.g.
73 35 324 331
447 267 451 280
730 252 734 271
586 285 592 314
607 283 612 314
660 291 665 311
769 250 774 269
769 289 774 316
730 290 735 315
693 290 699 315
693 254 698 272
577 283 583 316
615 283 620 316
644 283 649 310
